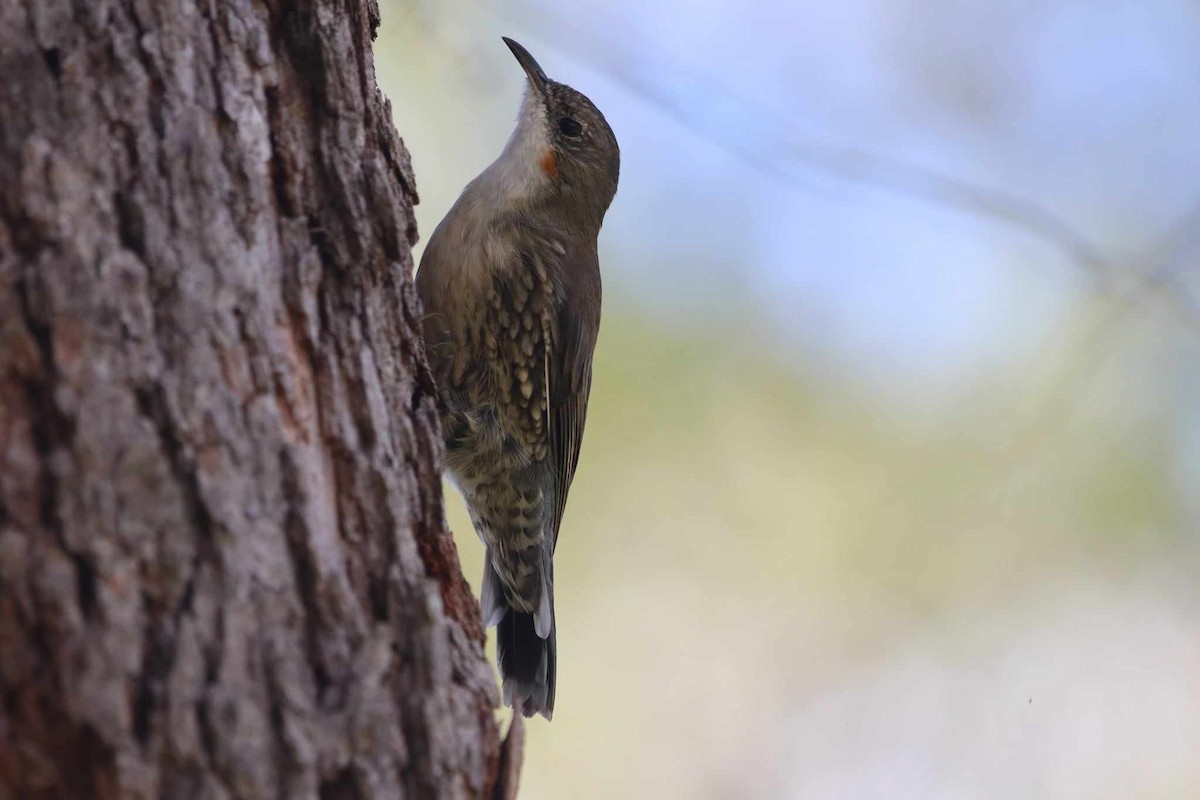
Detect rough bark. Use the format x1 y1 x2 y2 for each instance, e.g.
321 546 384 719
0 1 504 798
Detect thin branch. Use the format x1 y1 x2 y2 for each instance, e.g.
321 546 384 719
896 200 1200 527
996 200 1200 459
511 3 1116 285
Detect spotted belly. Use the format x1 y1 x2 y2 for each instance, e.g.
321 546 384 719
442 406 550 612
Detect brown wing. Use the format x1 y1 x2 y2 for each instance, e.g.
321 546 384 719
488 235 599 550
547 254 600 550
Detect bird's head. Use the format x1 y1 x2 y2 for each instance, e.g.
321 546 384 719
499 37 620 228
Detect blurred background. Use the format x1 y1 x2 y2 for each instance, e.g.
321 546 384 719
376 2 1200 797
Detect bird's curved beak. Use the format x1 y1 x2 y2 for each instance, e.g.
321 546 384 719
502 37 548 95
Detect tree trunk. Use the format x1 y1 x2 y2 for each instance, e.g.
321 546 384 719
0 1 505 798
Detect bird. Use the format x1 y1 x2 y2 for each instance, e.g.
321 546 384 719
415 37 619 719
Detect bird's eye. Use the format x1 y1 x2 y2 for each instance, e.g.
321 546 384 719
557 116 583 138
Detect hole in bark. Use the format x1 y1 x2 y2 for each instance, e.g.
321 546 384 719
132 677 153 745
369 576 388 622
115 191 146 256
319 767 359 800
306 214 336 267
72 553 98 618
133 597 177 747
43 48 61 79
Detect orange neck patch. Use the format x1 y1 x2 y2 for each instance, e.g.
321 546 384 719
539 150 558 179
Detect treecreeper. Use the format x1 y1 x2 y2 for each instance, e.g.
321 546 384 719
416 38 620 719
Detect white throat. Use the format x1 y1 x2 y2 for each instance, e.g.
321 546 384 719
477 86 553 204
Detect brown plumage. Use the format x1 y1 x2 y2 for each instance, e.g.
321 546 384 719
415 38 619 718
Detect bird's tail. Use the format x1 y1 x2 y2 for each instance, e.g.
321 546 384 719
482 558 556 719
